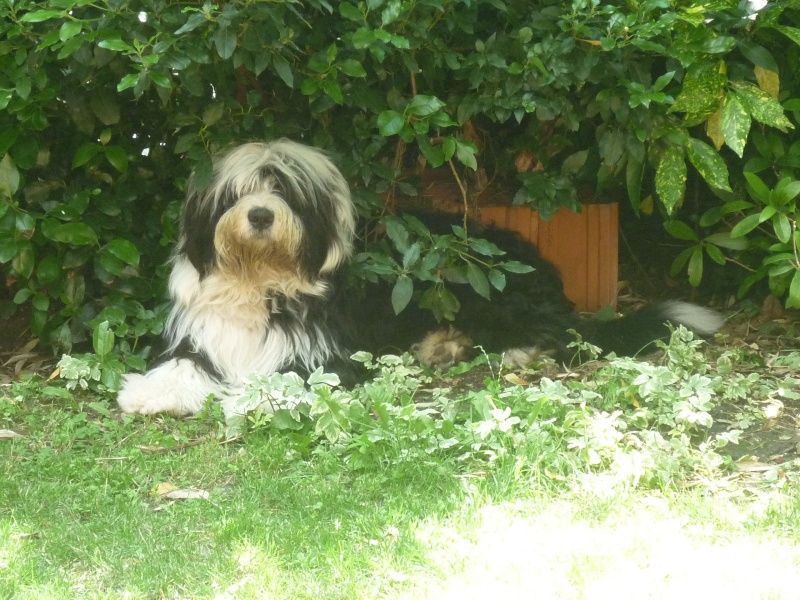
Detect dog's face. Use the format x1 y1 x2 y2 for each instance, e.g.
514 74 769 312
178 140 355 284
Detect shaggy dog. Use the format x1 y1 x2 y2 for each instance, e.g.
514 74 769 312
117 139 723 418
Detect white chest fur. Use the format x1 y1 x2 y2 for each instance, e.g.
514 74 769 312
165 257 333 383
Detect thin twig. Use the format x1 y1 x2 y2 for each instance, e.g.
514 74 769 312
448 159 470 233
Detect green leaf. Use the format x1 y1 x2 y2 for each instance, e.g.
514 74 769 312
402 242 420 268
455 140 478 170
391 276 413 314
466 262 490 299
705 232 748 250
771 178 800 206
63 271 85 306
59 21 82 41
774 26 800 48
688 246 703 286
488 269 506 292
72 144 99 168
21 10 63 22
759 206 776 223
416 135 445 168
107 239 140 266
377 110 405 136
202 103 224 126
720 94 751 158
442 137 456 162
103 146 128 173
272 54 294 88
300 78 320 96
686 138 731 191
15 77 32 101
90 93 120 126
148 70 172 89
36 256 62 284
406 95 446 117
730 213 761 238
339 2 363 22
175 12 208 35
351 28 375 49
731 82 794 132
653 71 675 92
13 288 33 304
0 238 18 264
705 243 726 266
655 146 687 214
664 220 698 241
626 150 645 215
788 270 800 309
469 238 504 257
214 26 237 60
98 38 133 53
174 133 197 154
381 0 403 26
501 260 534 274
737 40 778 71
0 154 20 198
47 223 98 246
307 368 340 387
93 321 115 357
32 293 49 312
338 59 367 77
12 241 34 279
321 79 344 104
773 213 792 244
117 73 139 92
744 172 770 203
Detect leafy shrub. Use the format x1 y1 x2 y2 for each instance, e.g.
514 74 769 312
2 0 800 357
223 328 798 486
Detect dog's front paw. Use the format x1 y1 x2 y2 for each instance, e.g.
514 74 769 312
117 374 182 415
116 360 218 416
501 346 555 369
411 327 473 370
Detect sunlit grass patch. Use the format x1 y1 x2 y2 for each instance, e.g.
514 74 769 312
3 329 800 598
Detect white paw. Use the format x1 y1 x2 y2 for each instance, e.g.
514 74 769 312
502 347 548 369
116 360 219 416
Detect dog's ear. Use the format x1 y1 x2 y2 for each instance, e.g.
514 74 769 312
178 177 230 278
269 141 355 276
304 161 354 275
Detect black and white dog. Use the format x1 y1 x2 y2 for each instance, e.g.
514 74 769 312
117 139 723 418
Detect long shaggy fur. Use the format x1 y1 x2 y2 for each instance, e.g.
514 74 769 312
117 139 723 418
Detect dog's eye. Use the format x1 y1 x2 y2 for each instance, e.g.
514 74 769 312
259 167 284 194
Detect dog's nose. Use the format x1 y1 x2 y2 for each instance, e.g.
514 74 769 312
248 207 274 230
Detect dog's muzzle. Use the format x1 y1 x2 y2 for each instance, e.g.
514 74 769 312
248 207 275 232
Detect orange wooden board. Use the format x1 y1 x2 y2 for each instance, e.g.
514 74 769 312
480 205 618 312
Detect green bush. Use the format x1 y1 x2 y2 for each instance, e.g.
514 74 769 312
1 0 800 357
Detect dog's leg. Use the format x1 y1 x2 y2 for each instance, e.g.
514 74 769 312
117 358 220 416
411 327 474 369
500 347 555 369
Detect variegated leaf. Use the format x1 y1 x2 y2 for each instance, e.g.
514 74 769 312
669 63 726 118
656 146 687 215
731 81 794 132
721 94 751 158
686 138 732 191
705 108 724 151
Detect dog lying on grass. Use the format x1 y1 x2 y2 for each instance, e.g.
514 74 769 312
117 139 723 418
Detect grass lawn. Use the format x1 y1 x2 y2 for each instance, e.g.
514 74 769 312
3 330 800 598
